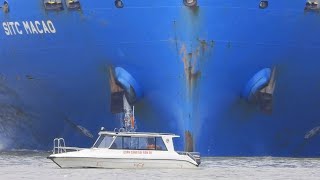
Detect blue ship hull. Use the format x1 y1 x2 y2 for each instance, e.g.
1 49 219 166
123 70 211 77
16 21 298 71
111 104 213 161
0 0 320 156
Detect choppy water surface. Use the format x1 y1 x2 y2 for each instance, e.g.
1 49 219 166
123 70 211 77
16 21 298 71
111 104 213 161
0 151 320 180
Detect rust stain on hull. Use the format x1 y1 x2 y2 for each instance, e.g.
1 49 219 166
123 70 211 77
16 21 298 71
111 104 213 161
187 5 200 16
185 130 194 152
198 38 215 52
180 44 201 94
179 38 214 94
172 7 214 152
177 39 214 152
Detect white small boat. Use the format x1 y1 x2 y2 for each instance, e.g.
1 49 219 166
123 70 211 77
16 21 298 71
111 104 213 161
47 129 201 169
48 96 200 168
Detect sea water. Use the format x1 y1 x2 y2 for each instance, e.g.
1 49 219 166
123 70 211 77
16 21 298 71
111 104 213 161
0 151 319 180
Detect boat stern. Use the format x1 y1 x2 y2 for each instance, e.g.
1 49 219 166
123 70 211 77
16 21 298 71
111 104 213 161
177 151 201 167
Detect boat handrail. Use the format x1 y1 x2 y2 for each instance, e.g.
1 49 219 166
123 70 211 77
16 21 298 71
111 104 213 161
59 147 86 150
113 127 126 133
53 138 84 154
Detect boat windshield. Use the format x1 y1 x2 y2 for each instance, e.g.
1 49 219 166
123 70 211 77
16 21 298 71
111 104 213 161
93 135 114 148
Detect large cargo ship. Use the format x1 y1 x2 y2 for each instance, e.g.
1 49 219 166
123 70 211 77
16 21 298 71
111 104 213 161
0 0 320 156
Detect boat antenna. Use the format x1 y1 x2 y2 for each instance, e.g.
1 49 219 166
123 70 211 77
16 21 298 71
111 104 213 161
131 106 135 129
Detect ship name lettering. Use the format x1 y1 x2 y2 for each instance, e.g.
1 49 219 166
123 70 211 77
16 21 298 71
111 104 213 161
2 20 56 36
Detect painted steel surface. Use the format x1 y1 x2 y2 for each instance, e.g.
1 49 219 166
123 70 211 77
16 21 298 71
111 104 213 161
0 1 319 156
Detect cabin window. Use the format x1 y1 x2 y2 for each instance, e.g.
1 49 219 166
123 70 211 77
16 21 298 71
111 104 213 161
110 136 140 150
93 135 113 148
110 136 123 149
130 137 139 150
155 137 167 151
123 136 136 149
141 137 167 150
109 136 167 151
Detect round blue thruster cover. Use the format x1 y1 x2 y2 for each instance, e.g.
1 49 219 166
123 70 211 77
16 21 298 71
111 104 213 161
114 67 143 104
242 68 271 101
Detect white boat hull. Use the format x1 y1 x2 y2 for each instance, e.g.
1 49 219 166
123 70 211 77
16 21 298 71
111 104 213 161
49 157 198 169
48 131 200 169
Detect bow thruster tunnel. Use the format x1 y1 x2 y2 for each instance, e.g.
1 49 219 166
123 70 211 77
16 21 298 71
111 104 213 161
242 67 276 113
109 66 143 113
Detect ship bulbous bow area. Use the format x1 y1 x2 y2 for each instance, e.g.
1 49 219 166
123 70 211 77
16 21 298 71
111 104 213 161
109 67 143 114
242 68 276 113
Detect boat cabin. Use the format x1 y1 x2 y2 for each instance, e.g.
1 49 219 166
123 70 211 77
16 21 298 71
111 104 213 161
92 131 179 152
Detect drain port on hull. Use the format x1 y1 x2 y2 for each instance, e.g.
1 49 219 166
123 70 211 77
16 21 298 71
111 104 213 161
43 0 64 11
66 0 81 10
305 1 320 11
259 1 268 9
